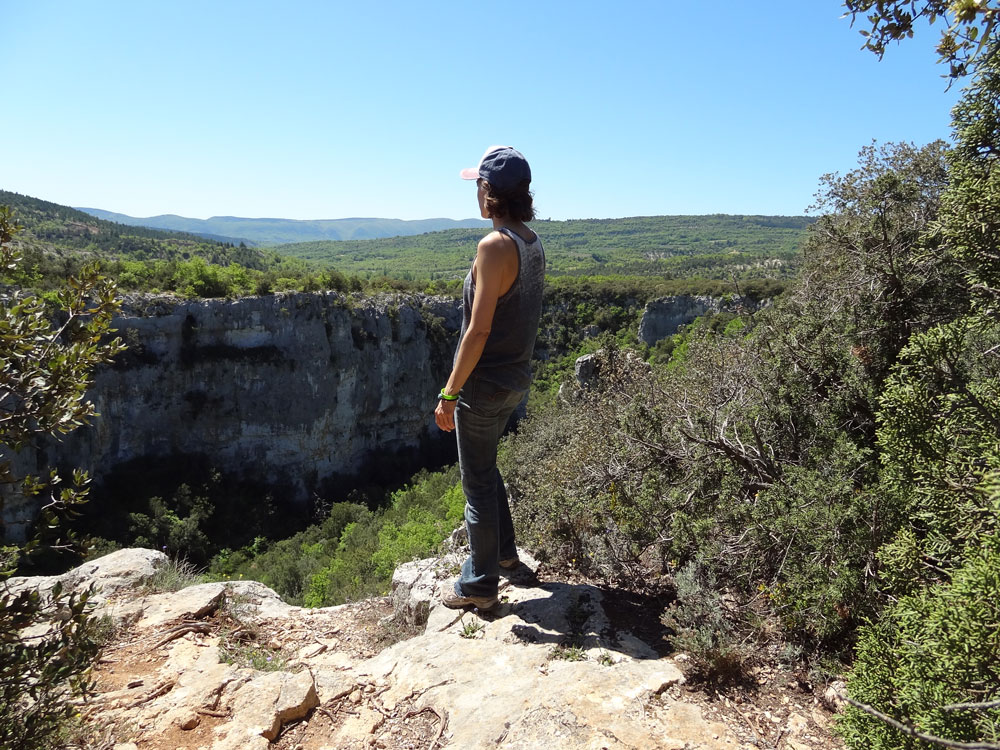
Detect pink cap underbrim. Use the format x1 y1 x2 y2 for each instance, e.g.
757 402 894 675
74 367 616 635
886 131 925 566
460 145 512 181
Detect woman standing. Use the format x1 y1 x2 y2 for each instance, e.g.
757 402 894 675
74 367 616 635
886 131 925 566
434 146 545 610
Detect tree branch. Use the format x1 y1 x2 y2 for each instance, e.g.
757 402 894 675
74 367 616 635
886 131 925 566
941 699 1000 713
841 694 1000 750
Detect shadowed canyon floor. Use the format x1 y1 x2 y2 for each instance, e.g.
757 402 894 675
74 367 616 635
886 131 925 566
9 549 845 749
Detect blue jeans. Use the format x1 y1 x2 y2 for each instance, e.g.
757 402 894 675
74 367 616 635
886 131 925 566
454 376 525 598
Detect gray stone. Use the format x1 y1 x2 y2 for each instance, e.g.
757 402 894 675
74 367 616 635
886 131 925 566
822 679 847 712
575 352 599 385
174 710 200 730
134 582 226 629
571 349 650 394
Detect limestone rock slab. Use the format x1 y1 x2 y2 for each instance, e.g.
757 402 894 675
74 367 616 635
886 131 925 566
224 669 319 741
6 548 168 603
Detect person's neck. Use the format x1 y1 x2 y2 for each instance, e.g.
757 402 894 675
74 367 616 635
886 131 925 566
492 216 530 238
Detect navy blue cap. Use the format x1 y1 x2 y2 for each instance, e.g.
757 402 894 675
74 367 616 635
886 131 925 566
460 146 531 192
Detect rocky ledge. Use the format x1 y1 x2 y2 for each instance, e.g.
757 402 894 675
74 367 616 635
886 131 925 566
7 549 842 749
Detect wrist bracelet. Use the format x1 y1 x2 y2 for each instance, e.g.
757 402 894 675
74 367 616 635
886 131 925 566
438 389 459 401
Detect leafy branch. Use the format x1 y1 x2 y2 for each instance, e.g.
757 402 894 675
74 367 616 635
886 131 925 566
842 693 1000 750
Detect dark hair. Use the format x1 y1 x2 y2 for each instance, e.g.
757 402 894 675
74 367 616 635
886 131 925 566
481 178 536 222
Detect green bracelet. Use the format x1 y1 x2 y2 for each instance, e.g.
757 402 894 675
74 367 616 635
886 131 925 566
438 389 459 401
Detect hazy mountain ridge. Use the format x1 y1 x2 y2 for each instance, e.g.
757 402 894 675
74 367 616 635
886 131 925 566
76 207 491 246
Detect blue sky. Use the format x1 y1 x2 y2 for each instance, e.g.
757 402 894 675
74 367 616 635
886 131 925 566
0 1 962 222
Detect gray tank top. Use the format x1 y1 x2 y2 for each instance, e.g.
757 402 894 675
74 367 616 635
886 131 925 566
458 226 545 392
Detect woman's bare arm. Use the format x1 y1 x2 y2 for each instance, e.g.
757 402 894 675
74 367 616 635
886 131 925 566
434 232 515 432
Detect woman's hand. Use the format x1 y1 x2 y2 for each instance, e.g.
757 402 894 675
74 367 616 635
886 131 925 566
435 398 457 432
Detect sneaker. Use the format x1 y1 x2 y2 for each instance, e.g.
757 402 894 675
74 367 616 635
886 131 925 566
441 588 498 611
499 557 520 570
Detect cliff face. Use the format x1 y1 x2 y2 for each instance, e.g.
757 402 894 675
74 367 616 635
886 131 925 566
637 295 765 345
2 292 461 541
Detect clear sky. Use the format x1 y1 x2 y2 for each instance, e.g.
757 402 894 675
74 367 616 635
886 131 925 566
0 1 962 222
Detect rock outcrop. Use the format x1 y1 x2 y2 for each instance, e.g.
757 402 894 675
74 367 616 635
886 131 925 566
6 549 842 749
1 292 461 541
637 295 764 346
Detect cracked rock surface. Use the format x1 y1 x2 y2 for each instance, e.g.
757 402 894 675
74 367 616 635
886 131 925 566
10 548 841 749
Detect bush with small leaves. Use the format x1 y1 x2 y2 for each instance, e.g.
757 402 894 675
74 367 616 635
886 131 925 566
0 205 124 750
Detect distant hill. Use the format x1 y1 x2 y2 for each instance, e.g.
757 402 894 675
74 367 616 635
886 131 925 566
274 214 814 279
0 189 272 269
2 189 813 285
75 208 491 246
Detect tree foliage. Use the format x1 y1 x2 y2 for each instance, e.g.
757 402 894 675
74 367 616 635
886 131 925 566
941 35 1000 307
0 206 124 749
838 40 1000 750
501 138 960 680
203 466 464 607
843 0 1000 77
805 140 963 391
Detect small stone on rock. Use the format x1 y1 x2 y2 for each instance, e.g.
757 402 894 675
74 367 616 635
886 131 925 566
175 711 201 730
821 680 847 712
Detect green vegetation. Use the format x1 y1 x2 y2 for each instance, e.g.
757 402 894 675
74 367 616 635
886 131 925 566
0 190 271 267
217 592 288 672
3 190 803 299
0 208 124 750
548 644 586 661
843 0 999 78
77 463 294 570
1 189 452 299
459 618 485 639
74 461 463 608
526 274 784 412
138 556 203 594
205 466 464 606
274 214 808 279
837 41 1000 749
500 129 998 748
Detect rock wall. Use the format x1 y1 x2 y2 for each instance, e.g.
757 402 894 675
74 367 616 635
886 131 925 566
1 292 461 541
637 295 764 346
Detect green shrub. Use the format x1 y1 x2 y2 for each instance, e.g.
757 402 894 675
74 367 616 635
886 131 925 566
0 206 124 750
873 316 1000 596
841 500 1000 748
128 485 213 563
302 518 380 605
139 556 204 593
210 466 465 608
838 48 1000 748
505 144 958 658
372 484 465 579
661 561 753 683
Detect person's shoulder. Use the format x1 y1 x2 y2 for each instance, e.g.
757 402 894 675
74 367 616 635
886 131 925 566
477 230 516 254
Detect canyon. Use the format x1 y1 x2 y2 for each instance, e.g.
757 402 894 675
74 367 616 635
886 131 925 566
1 291 738 542
1 292 461 541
